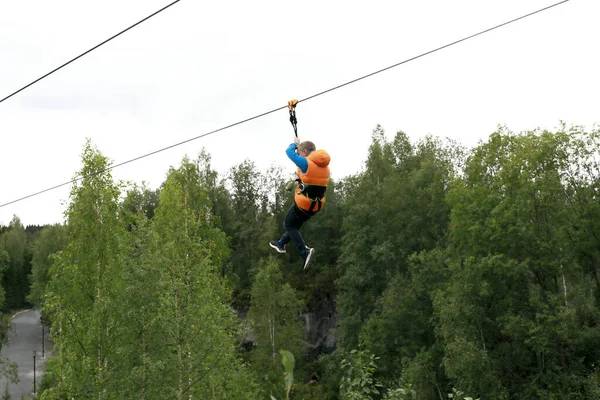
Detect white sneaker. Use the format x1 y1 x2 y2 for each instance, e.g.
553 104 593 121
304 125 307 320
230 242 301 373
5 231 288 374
302 247 314 270
269 241 286 254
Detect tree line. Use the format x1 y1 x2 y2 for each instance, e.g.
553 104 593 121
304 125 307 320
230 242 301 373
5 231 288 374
0 123 598 399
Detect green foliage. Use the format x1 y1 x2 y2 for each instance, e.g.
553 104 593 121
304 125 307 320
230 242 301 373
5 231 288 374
281 350 295 399
27 224 67 309
120 182 160 228
248 258 304 395
447 387 480 400
436 126 600 398
382 384 417 400
144 173 237 397
336 126 459 351
41 145 260 399
0 230 18 390
0 248 7 316
113 157 257 399
270 350 296 400
227 159 273 305
13 123 600 400
339 347 383 400
0 216 29 310
42 140 127 398
0 359 18 390
360 271 434 378
335 124 600 399
38 356 59 394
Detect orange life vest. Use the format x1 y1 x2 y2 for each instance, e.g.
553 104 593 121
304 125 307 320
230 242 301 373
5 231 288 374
295 149 331 213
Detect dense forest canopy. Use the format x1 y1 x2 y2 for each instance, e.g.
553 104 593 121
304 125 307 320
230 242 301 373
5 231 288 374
0 123 599 399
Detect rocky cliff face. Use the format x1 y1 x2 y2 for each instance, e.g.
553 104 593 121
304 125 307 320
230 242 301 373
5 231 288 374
238 293 338 357
301 294 337 358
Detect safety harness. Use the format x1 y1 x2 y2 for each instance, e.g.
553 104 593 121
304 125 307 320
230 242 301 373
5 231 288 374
297 180 327 213
287 99 327 213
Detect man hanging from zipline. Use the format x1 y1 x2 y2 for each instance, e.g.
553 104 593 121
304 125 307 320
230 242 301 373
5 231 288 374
269 99 331 270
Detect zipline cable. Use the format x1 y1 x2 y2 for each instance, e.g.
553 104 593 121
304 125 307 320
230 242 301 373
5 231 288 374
0 106 285 208
0 0 182 105
0 0 571 209
299 0 570 104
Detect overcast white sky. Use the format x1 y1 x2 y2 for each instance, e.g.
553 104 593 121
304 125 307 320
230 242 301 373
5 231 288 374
1 0 598 226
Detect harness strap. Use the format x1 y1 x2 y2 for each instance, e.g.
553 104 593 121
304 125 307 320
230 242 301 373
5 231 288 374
307 197 322 213
297 182 327 213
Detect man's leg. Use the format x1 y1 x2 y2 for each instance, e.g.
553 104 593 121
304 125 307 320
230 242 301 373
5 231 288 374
285 205 316 269
280 204 310 254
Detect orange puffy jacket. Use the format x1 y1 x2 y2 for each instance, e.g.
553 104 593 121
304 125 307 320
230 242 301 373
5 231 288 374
295 149 331 213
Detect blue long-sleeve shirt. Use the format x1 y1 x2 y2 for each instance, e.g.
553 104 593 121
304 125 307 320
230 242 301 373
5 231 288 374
286 143 309 173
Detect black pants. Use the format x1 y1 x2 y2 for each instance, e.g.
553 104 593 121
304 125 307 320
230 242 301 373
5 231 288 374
279 204 313 254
